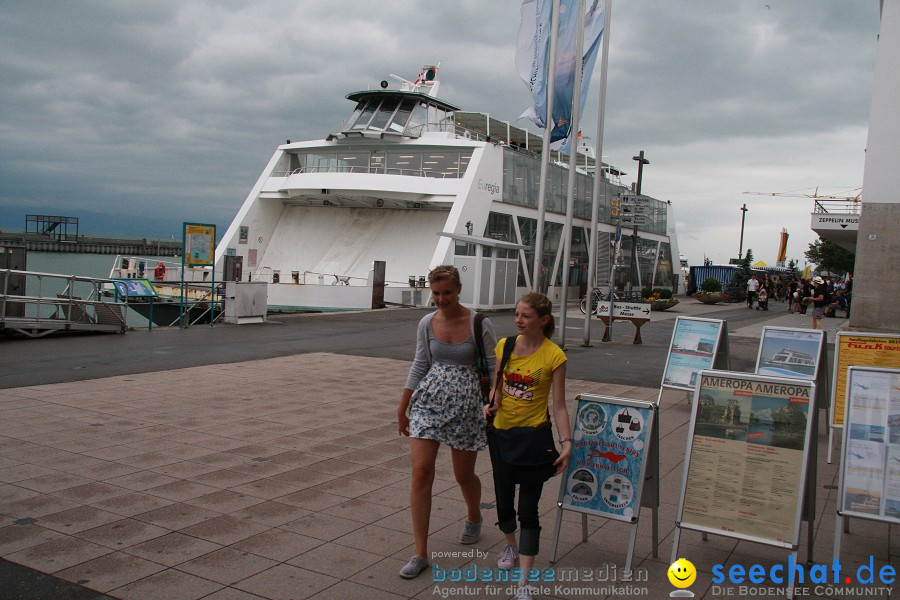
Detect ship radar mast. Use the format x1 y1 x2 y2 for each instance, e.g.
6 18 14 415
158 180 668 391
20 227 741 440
388 63 440 97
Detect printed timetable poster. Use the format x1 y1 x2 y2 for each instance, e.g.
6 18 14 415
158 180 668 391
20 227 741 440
561 396 654 521
678 372 814 547
831 333 900 427
662 318 724 390
183 223 216 266
839 367 900 523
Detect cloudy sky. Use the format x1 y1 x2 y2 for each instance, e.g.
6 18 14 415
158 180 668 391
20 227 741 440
0 1 881 267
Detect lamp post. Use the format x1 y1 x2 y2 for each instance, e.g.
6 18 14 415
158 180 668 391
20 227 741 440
629 151 649 292
738 203 748 259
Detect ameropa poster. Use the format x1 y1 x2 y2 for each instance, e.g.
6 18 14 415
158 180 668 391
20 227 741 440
561 396 654 521
679 372 815 546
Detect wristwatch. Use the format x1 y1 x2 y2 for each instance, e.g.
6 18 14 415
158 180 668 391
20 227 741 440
558 437 571 443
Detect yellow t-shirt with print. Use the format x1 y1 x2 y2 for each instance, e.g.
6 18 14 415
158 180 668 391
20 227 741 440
492 336 567 430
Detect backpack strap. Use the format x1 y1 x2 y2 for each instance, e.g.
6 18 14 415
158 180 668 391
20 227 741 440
473 313 491 403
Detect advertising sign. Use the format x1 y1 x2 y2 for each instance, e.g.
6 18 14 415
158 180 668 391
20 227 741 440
183 223 216 266
756 327 825 380
677 371 815 547
661 317 728 390
837 367 900 523
561 395 655 522
831 333 900 427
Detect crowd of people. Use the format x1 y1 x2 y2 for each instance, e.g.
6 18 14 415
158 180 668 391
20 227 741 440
746 273 852 328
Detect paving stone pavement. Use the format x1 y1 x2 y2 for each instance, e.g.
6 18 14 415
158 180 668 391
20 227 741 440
1 345 896 599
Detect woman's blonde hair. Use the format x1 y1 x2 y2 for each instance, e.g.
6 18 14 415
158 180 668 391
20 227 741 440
428 265 461 287
518 292 555 338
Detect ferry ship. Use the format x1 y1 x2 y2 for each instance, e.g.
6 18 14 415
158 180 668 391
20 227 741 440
762 348 816 369
206 65 682 312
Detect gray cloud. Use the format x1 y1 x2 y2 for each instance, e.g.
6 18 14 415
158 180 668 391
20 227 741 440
0 1 881 266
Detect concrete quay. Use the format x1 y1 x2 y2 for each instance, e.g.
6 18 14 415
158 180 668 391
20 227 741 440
1 299 894 599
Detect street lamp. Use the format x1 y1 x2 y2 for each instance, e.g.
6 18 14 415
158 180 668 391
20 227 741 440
738 203 748 259
629 151 650 292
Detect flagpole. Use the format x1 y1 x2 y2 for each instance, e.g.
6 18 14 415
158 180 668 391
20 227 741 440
531 0 561 292
582 0 612 347
557 0 586 349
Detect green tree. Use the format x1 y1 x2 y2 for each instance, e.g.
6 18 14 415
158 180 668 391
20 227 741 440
731 249 754 289
805 237 855 275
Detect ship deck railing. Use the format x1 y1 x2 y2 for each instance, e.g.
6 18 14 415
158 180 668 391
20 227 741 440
1 268 127 337
271 165 465 179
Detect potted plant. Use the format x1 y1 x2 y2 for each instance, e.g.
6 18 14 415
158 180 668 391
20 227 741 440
693 277 725 304
642 287 680 311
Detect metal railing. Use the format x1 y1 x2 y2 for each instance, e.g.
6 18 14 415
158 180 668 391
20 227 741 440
813 199 862 215
271 165 463 179
1 268 127 337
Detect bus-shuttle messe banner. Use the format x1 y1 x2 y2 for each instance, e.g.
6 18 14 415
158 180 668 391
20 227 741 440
676 371 815 547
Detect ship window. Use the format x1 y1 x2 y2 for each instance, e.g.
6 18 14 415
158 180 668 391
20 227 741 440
486 212 515 244
306 153 338 171
351 99 380 130
455 241 476 257
407 103 428 135
338 152 369 172
387 99 417 133
342 99 368 131
422 152 457 178
368 97 400 131
387 152 421 175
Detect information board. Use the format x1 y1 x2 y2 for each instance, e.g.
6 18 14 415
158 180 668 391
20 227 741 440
183 223 216 266
831 333 900 427
113 278 158 298
837 367 900 523
755 327 825 380
560 395 655 522
676 370 815 547
661 317 729 390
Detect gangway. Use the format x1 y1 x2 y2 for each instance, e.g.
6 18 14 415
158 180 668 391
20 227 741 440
1 268 127 338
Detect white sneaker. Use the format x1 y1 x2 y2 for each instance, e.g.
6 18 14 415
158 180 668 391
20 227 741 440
516 584 537 600
497 544 518 570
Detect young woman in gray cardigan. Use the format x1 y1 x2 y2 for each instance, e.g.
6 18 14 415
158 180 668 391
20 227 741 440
396 265 497 579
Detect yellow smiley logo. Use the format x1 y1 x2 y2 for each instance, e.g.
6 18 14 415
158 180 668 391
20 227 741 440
668 558 696 588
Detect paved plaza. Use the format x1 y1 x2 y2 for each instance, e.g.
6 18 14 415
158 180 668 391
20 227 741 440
0 304 896 599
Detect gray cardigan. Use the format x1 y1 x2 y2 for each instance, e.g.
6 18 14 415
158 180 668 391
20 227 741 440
404 310 497 390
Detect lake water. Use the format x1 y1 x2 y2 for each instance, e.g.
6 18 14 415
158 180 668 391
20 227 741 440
20 252 175 327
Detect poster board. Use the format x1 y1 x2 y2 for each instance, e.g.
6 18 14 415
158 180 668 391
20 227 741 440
183 223 216 266
661 317 730 391
836 367 900 523
559 395 655 522
675 370 815 548
830 333 900 428
755 327 825 380
112 278 158 298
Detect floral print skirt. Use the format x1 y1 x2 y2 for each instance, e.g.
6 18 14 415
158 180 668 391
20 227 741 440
408 361 487 452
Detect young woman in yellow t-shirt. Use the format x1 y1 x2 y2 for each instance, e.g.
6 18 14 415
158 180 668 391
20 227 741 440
483 292 572 600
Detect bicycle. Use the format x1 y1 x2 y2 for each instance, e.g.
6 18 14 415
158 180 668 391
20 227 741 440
580 288 607 314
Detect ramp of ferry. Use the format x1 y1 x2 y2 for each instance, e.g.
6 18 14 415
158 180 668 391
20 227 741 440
1 269 127 338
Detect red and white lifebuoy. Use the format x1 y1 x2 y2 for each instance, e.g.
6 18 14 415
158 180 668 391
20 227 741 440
154 262 166 280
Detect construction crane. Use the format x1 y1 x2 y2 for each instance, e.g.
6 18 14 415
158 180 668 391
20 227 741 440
742 187 861 214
